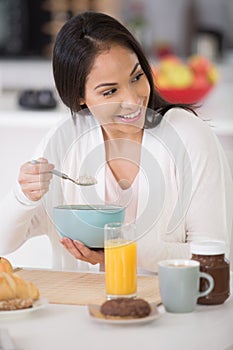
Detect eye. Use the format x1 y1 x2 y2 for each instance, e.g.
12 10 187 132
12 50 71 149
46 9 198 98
132 72 144 82
103 88 117 96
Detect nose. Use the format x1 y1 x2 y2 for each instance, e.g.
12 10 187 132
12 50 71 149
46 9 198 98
120 87 140 109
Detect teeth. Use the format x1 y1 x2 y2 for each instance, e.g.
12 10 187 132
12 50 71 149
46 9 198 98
122 109 140 119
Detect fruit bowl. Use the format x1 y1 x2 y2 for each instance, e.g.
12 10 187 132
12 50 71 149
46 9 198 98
151 54 218 104
156 84 213 104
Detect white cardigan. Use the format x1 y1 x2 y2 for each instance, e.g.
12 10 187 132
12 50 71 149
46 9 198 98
0 108 232 272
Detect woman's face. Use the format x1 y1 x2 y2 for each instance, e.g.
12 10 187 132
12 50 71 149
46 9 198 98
82 45 151 136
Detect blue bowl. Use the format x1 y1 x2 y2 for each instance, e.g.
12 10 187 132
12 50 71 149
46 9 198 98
53 204 125 248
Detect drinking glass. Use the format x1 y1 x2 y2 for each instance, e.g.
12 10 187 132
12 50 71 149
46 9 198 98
104 222 137 299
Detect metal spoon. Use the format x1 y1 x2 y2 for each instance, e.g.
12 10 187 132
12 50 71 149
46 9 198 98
31 160 97 186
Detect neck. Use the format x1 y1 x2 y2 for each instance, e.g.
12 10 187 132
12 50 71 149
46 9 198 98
101 126 143 144
102 127 143 165
101 127 143 188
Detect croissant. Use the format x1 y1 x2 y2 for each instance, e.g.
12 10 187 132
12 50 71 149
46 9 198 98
0 271 40 310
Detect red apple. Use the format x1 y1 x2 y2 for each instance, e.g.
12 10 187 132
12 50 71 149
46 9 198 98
188 55 211 76
192 74 210 89
155 44 175 58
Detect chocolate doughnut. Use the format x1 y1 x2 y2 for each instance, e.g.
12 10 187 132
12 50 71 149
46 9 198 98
100 298 151 318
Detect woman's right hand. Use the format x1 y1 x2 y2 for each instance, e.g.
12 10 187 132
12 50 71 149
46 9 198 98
18 158 54 201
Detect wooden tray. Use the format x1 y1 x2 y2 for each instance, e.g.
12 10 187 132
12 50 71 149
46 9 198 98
17 269 161 306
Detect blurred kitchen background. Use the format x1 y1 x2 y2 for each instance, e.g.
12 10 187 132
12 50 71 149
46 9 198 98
1 0 233 88
0 0 233 267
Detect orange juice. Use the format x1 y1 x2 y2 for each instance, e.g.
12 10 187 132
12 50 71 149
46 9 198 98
105 239 137 297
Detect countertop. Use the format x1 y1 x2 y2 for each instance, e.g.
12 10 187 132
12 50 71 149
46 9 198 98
1 294 233 350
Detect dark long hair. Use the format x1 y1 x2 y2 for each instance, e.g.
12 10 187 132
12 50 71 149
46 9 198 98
53 11 196 128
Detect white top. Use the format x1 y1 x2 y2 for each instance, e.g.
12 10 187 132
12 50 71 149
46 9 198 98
105 164 139 223
0 108 232 272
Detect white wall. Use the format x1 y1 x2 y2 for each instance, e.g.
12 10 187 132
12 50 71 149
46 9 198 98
0 93 66 268
123 0 233 56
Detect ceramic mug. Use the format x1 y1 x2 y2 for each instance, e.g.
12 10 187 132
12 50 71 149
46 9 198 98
158 259 214 313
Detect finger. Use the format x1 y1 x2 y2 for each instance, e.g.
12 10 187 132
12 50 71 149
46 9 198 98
25 189 49 201
19 172 53 185
38 173 53 182
37 157 49 163
60 238 90 261
23 160 54 175
19 162 53 180
20 180 51 192
31 163 54 174
60 238 100 264
73 240 92 258
73 240 104 265
60 238 104 265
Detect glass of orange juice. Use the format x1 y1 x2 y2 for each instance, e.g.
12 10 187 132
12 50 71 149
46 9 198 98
104 222 137 299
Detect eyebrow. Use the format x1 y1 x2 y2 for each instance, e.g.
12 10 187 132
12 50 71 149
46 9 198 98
94 62 141 90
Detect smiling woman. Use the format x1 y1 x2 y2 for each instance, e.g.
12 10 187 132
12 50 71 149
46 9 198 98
84 48 149 131
0 11 232 272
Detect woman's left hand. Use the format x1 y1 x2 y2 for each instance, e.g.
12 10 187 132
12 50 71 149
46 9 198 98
60 237 104 265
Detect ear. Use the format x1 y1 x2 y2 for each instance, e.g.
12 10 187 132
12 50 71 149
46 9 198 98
79 98 86 105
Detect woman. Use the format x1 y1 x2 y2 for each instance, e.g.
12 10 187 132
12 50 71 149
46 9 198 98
0 12 232 272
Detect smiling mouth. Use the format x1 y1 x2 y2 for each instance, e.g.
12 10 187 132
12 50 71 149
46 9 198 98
117 108 141 122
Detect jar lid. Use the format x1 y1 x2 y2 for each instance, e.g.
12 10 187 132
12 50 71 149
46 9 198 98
190 240 226 255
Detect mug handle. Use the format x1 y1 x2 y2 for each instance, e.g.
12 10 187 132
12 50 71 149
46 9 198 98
198 272 214 298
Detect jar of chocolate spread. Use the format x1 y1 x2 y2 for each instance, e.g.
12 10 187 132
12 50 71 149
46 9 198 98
190 240 230 305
